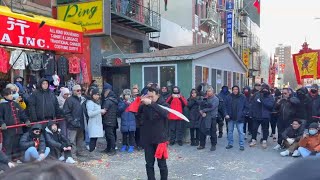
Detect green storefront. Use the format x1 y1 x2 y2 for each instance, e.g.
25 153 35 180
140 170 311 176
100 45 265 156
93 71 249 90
126 43 248 97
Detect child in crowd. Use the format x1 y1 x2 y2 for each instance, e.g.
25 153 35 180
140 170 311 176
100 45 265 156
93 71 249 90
118 89 136 153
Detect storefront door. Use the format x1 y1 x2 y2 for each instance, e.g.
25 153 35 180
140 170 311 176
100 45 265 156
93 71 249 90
103 66 130 96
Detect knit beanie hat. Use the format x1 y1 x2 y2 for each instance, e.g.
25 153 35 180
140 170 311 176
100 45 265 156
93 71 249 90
309 122 319 129
123 89 131 96
91 88 100 97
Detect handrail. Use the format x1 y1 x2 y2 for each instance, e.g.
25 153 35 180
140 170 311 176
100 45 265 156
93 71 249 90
3 118 64 129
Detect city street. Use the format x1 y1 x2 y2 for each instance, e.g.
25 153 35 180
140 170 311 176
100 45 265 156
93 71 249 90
79 133 295 180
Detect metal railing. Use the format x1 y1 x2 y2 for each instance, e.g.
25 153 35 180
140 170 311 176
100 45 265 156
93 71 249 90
238 21 249 36
249 33 260 50
201 8 220 25
111 0 161 31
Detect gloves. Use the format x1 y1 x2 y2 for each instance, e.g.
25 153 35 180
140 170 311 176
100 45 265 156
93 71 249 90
310 151 318 156
1 123 7 130
25 120 31 127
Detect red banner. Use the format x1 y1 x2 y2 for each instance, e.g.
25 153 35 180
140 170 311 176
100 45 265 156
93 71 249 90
0 14 83 53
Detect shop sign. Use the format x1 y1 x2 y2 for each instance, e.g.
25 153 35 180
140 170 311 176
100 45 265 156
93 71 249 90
0 14 83 53
226 11 233 47
57 0 111 36
242 48 250 68
226 0 234 10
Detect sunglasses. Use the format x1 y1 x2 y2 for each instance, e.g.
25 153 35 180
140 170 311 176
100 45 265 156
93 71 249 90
33 130 41 134
75 89 81 92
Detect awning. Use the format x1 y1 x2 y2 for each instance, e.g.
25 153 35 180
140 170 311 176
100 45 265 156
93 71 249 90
0 6 83 53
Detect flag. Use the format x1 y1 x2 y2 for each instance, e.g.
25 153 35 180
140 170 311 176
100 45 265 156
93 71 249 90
293 52 319 84
164 0 168 11
253 0 260 14
127 96 141 113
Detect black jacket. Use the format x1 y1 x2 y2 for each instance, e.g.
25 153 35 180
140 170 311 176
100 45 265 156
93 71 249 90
296 87 312 120
28 78 61 122
102 91 118 127
275 96 300 127
187 97 202 128
138 98 169 145
45 121 71 151
20 124 46 153
307 94 320 124
0 99 28 135
217 95 226 119
63 95 85 130
281 125 305 143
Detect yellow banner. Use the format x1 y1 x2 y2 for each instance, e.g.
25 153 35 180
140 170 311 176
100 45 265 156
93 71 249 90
296 52 318 78
57 0 103 35
242 49 250 68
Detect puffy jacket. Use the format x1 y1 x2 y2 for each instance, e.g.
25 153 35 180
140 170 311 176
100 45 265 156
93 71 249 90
0 99 28 135
166 95 187 120
275 96 300 127
44 121 71 151
63 95 86 130
187 97 202 128
102 91 118 127
281 124 305 143
225 93 248 122
118 100 136 132
28 78 61 122
138 98 169 145
299 133 320 152
251 92 275 119
20 124 46 153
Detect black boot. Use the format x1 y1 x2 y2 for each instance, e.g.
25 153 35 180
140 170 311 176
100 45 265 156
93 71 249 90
194 140 199 146
210 145 216 151
218 133 223 138
178 141 183 146
190 139 195 146
107 149 116 156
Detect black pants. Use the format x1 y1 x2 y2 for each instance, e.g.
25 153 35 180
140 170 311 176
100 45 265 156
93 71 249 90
104 125 116 151
217 117 224 135
89 138 98 152
114 127 117 143
270 115 278 135
169 121 184 142
2 133 20 160
252 118 270 141
199 119 217 147
244 116 253 134
122 132 135 146
49 147 72 159
144 144 168 180
277 120 291 145
190 128 199 142
135 128 141 147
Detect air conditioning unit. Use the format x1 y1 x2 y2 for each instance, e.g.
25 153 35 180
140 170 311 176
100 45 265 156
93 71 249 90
149 47 158 52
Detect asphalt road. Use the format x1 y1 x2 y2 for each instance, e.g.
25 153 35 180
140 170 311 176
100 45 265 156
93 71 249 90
78 132 296 180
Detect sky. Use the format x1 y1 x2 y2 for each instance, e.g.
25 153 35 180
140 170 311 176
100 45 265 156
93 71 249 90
260 0 320 54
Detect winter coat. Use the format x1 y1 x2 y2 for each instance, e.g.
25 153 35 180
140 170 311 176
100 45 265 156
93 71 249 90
296 87 312 120
118 100 136 132
0 99 28 135
307 94 320 124
28 78 61 122
225 93 248 123
217 95 226 120
44 121 71 151
161 92 171 101
281 125 305 143
299 133 320 152
20 124 46 153
138 98 169 145
102 91 119 127
166 95 188 120
63 95 86 130
86 100 104 138
199 95 219 134
218 86 230 102
251 93 275 120
187 97 202 128
275 96 300 127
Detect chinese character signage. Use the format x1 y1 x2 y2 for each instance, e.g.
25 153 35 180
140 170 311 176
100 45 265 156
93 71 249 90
226 0 234 10
242 48 250 68
0 6 83 53
226 12 233 46
57 0 111 36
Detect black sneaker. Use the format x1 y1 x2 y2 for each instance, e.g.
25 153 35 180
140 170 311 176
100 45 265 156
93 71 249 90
218 133 223 138
226 145 233 149
190 141 196 146
240 146 245 151
197 146 205 150
107 150 116 156
178 141 183 146
169 141 175 146
210 145 216 151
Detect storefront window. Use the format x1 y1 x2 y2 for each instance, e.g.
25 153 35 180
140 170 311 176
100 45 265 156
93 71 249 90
227 71 232 87
203 67 209 84
195 66 202 87
211 69 216 90
217 70 222 91
143 66 158 86
143 65 176 87
233 72 236 86
160 66 175 88
224 71 228 86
